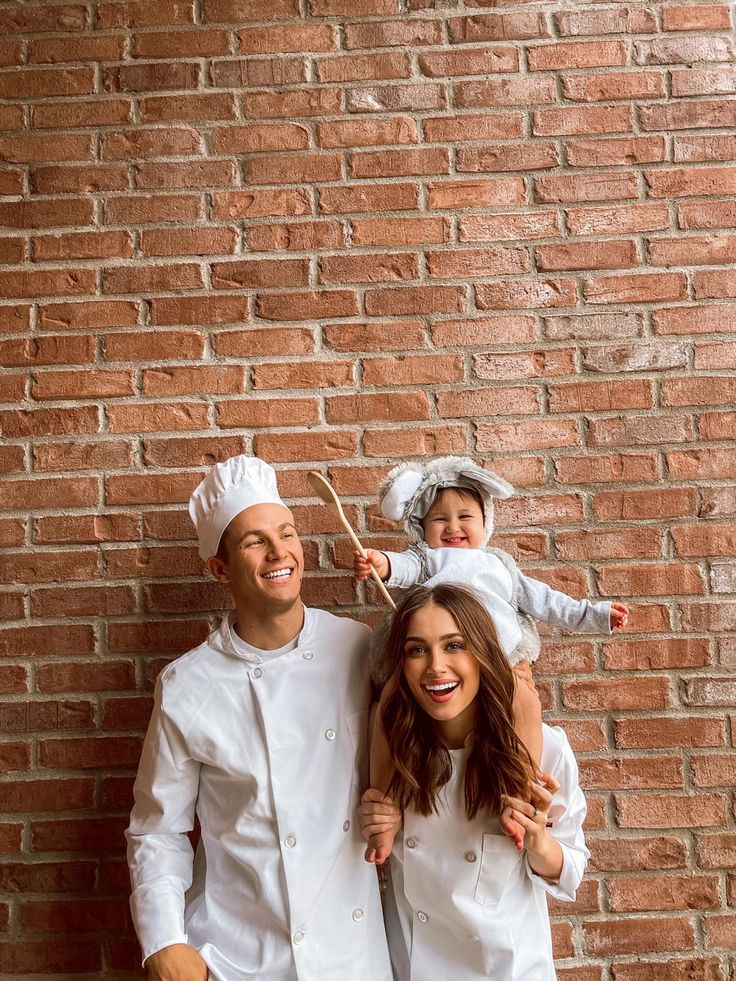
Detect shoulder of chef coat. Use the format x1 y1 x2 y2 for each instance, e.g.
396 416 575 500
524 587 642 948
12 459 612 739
524 724 590 903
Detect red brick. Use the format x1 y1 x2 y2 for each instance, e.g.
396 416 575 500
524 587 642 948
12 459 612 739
202 0 299 21
536 240 638 272
476 279 576 310
312 0 398 12
31 816 129 852
103 696 154 730
0 198 94 229
603 638 709 671
102 263 204 295
210 55 305 88
646 166 736 199
0 405 99 440
420 47 519 77
238 23 335 54
34 230 133 262
0 268 96 300
695 341 736 369
212 189 311 220
529 40 627 71
674 134 736 164
424 113 523 144
671 448 736 480
534 105 632 138
135 162 237 192
316 52 411 84
0 941 101 975
211 258 309 289
584 272 687 305
34 440 134 473
363 425 467 459
32 585 135 618
105 193 203 225
455 77 556 109
103 62 200 93
448 12 548 42
344 19 442 49
32 98 132 129
350 147 449 179
140 227 237 258
0 133 93 163
32 370 134 401
29 33 125 63
102 126 202 160
696 833 736 868
555 8 656 35
611 873 719 914
474 349 574 381
319 253 419 284
562 71 665 103
140 92 237 123
106 402 210 435
476 419 580 453
40 300 139 331
691 754 736 788
3 777 93 813
0 335 93 368
496 494 584 528
0 66 94 99
245 88 342 119
549 380 653 413
670 68 736 97
635 36 733 66
579 756 683 791
564 677 670 711
257 290 358 321
0 548 98 585
324 321 427 352
0 860 96 893
599 561 705 597
584 917 695 957
588 836 688 872
326 393 430 424
429 179 526 210
589 414 694 448
364 286 465 316
34 514 139 546
641 100 736 132
106 472 202 509
35 661 135 694
672 523 736 558
437 386 539 420
253 430 357 463
432 316 535 347
536 173 638 204
217 399 319 429
567 136 666 168
458 142 559 174
616 794 725 829
556 528 662 562
213 328 315 357
0 306 29 334
566 204 670 237
252 361 353 391
319 182 419 214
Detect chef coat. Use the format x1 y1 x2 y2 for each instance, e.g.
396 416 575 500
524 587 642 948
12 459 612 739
385 724 589 981
126 607 392 981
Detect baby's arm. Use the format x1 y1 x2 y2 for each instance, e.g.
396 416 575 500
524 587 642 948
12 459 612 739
517 573 628 634
353 547 424 588
365 687 399 865
354 549 390 582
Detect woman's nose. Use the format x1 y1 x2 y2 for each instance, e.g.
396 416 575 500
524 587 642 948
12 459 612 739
427 649 448 674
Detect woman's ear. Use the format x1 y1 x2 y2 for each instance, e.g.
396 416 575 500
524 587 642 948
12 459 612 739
206 555 229 583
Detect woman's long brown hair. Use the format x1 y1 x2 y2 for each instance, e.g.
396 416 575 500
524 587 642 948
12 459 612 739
381 584 535 819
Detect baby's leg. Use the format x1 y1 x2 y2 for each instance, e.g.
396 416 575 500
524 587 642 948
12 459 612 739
366 693 400 864
501 661 542 850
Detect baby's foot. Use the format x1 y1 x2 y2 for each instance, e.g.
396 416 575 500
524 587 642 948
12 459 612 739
364 823 397 865
500 804 526 851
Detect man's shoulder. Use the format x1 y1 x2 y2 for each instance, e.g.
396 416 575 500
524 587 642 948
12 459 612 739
307 606 371 641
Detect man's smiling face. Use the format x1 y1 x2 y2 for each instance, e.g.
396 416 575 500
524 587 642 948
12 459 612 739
213 503 304 614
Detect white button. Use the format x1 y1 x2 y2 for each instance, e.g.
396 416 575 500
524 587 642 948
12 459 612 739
285 835 297 848
325 729 336 741
406 837 417 849
343 820 350 832
352 908 364 922
417 911 428 923
252 668 263 679
468 934 480 942
465 850 477 863
293 930 304 944
302 650 314 660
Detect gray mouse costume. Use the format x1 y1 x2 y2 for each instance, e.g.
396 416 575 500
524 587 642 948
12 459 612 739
371 457 612 683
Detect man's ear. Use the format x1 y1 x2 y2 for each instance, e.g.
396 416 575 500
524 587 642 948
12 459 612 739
206 555 229 583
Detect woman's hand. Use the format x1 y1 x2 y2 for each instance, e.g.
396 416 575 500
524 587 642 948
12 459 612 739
358 788 401 864
502 771 563 881
353 550 390 582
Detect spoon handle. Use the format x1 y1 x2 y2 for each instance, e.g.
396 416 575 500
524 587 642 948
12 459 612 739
339 518 396 610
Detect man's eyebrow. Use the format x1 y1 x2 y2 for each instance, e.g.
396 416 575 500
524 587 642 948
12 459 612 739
236 522 297 542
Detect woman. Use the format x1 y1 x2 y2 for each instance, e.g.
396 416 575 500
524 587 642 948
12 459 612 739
370 583 589 981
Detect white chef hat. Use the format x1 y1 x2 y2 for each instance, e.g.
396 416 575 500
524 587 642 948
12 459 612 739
379 456 514 546
189 455 290 561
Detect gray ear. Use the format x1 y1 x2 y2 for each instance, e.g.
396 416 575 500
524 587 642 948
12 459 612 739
458 464 514 500
379 463 424 521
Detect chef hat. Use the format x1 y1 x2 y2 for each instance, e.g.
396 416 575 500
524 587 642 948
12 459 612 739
189 455 290 561
379 456 513 546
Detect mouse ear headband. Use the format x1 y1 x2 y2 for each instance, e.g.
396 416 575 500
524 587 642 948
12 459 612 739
379 456 513 545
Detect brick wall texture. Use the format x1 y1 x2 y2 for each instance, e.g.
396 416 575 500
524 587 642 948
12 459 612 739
1 0 736 977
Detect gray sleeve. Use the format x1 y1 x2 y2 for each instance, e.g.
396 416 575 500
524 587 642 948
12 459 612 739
517 572 612 634
383 549 424 588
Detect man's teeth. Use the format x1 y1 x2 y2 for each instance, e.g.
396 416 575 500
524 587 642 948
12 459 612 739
425 682 459 692
263 568 291 580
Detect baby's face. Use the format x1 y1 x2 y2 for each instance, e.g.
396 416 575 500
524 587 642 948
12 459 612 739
421 489 485 549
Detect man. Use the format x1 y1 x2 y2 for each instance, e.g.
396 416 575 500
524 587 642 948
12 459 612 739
126 456 392 981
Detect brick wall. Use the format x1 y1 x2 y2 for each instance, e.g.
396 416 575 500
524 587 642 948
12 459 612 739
1 0 735 977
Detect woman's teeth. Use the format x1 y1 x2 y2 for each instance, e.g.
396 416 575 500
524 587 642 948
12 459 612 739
425 682 459 692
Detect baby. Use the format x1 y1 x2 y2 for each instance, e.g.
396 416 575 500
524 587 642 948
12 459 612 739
355 456 629 863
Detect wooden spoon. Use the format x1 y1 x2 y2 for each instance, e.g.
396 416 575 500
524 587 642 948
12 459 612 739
307 471 396 609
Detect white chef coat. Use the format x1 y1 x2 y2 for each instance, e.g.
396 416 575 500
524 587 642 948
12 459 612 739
385 725 589 981
126 607 392 981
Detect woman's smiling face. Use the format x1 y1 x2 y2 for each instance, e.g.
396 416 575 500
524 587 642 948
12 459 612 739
402 601 480 746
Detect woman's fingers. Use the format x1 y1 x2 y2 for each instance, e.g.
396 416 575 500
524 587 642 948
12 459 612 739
503 795 537 819
529 782 554 810
537 771 560 795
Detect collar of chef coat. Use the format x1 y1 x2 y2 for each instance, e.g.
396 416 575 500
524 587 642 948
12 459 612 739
211 606 313 664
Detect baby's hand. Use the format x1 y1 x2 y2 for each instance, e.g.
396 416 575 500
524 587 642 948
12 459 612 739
353 549 390 582
610 602 629 630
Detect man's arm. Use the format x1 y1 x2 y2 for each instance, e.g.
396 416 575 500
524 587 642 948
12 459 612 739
126 676 205 978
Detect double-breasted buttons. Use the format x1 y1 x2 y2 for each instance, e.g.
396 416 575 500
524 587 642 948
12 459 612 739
352 908 364 922
293 930 305 945
417 911 428 923
343 820 351 832
406 837 417 849
252 668 263 679
464 851 477 863
284 835 297 848
302 650 314 660
325 729 336 741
